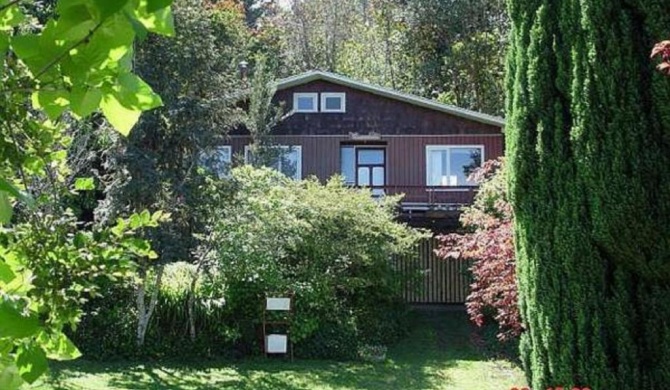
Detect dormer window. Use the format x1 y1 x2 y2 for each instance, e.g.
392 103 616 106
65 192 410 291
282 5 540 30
321 92 346 113
293 93 318 113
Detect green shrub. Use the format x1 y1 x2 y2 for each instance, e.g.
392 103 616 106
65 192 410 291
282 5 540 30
294 318 360 360
73 263 237 360
210 167 427 359
74 167 426 361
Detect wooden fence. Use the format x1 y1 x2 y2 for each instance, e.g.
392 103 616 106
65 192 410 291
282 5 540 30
391 237 472 304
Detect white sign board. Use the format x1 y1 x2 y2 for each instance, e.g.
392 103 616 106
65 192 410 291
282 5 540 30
266 297 291 311
266 334 288 353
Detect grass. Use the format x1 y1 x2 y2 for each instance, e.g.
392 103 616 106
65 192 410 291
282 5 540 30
33 310 526 390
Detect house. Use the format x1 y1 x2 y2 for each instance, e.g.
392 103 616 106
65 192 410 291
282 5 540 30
217 70 505 231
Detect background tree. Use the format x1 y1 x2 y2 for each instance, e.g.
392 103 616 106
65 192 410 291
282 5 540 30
506 0 670 388
95 0 251 346
271 0 508 115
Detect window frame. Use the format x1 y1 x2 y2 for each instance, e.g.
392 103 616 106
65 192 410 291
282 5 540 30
320 92 346 113
293 93 319 113
355 147 386 189
340 144 387 197
425 145 485 189
244 145 303 180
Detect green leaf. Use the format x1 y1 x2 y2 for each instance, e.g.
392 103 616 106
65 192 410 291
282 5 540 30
23 156 45 175
31 90 70 120
92 0 130 20
0 32 8 54
147 0 172 12
0 360 23 390
74 177 95 191
16 344 48 384
129 213 142 229
10 34 38 58
70 86 102 117
0 178 33 207
43 332 81 361
117 73 162 110
52 4 97 42
132 0 174 36
0 192 10 225
100 91 141 136
48 150 67 163
0 3 25 31
0 261 15 284
11 35 46 74
0 301 40 338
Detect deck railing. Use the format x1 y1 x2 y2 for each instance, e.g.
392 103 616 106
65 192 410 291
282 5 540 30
359 185 478 206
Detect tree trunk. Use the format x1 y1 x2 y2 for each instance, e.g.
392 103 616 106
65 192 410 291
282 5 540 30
136 265 164 347
187 270 199 342
506 0 670 389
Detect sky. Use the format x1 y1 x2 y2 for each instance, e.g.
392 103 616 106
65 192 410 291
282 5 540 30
276 0 291 9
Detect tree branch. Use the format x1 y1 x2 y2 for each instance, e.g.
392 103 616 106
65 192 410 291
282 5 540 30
0 0 21 14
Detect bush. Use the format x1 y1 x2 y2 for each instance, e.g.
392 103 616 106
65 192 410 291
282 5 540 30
436 158 521 342
74 167 427 360
72 263 237 360
210 167 427 359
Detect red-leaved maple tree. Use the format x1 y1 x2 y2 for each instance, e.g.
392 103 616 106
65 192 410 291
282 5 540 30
652 40 670 75
435 158 522 341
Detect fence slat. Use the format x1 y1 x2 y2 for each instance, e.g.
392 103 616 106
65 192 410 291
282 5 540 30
393 237 470 304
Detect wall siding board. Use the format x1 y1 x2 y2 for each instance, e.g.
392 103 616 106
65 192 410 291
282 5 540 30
228 134 503 188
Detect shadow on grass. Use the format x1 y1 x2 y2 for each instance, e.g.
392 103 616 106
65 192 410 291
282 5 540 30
44 310 519 390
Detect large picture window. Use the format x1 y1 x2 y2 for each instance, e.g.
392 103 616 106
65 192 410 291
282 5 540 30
245 145 302 180
426 145 483 187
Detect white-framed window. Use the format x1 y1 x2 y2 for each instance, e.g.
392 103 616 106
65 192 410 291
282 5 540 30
293 93 318 113
320 92 346 113
199 145 232 178
245 145 302 180
426 145 484 187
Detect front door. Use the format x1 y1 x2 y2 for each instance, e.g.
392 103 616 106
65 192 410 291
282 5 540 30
355 148 385 195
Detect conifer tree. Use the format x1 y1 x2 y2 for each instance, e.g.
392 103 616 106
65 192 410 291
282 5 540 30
505 1 670 389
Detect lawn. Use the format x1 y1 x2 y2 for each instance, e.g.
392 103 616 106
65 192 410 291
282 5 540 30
33 310 526 390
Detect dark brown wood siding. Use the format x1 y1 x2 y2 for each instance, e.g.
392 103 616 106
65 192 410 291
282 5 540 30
231 80 502 136
228 134 504 186
228 78 503 205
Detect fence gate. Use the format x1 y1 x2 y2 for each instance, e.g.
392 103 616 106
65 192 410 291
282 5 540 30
392 237 472 304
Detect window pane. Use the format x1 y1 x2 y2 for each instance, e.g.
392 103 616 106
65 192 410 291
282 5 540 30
357 167 370 186
297 97 314 111
200 146 231 178
324 96 341 110
357 149 384 165
372 167 385 186
212 147 231 177
427 150 446 186
449 148 482 185
340 146 355 184
279 149 299 179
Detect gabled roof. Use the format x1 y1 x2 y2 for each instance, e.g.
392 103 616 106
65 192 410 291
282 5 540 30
275 70 505 127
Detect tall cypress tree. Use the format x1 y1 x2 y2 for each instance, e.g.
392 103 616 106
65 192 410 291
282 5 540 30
505 1 670 389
